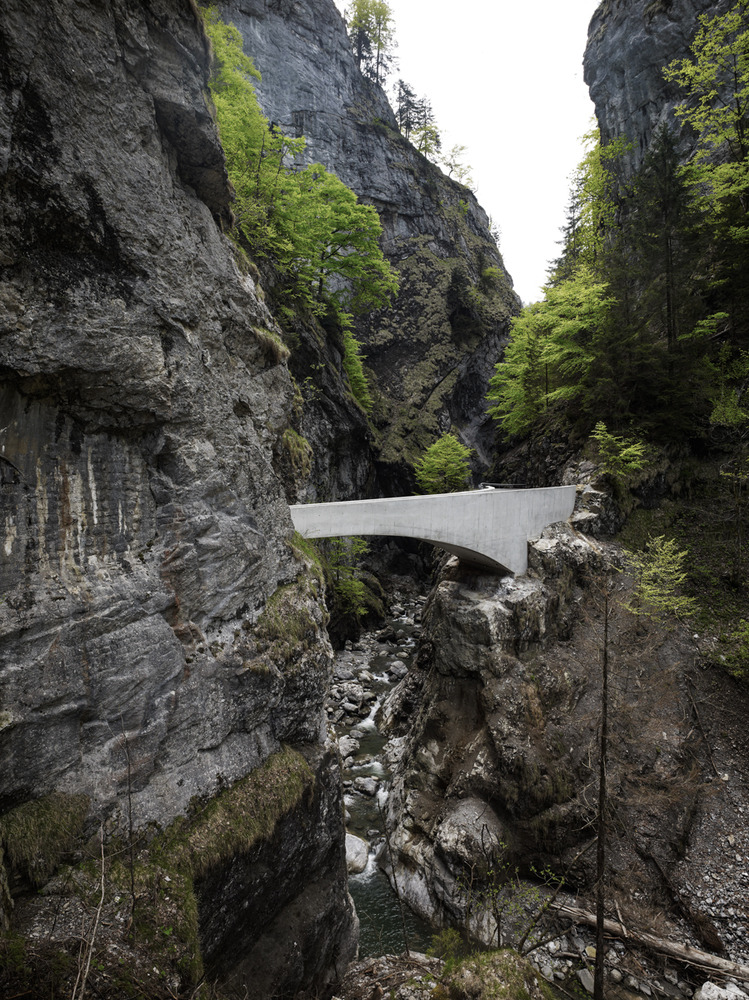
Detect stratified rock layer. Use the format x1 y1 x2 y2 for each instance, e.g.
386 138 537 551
0 0 355 991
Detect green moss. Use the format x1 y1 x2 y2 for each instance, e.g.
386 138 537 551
0 793 90 888
253 325 290 364
438 948 555 1000
281 427 313 481
158 745 314 881
249 578 320 673
109 746 314 988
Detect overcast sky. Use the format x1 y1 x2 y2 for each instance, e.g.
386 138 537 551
332 0 602 304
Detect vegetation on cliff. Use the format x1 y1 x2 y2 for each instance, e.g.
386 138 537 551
414 432 474 493
487 0 749 677
202 6 397 409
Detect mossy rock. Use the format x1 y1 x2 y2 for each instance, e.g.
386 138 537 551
437 948 555 1000
0 792 90 890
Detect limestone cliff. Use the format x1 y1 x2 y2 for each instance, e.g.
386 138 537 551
380 525 748 960
0 0 355 994
584 0 735 177
218 0 519 487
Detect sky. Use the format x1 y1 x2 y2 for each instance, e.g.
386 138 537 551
332 0 602 304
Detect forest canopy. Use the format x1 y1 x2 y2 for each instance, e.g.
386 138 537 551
488 0 749 450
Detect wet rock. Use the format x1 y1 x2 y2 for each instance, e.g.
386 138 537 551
346 833 369 875
389 660 408 679
339 736 360 759
354 776 379 797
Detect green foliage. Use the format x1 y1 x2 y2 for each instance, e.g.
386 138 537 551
345 0 395 83
414 432 474 493
625 534 698 620
322 537 377 618
709 344 749 426
201 7 397 325
487 267 614 436
665 0 749 216
427 927 468 968
442 144 475 189
281 427 313 482
341 321 373 411
664 1 749 328
0 793 90 889
489 118 736 445
435 949 555 1000
590 422 648 480
548 128 630 284
723 619 749 678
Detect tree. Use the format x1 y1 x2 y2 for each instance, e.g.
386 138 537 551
547 128 629 286
590 422 648 481
411 96 442 159
393 78 417 139
202 8 398 323
345 0 396 84
588 541 694 1000
626 535 698 620
664 0 749 215
441 144 474 189
664 0 749 331
414 433 474 494
626 124 702 353
276 162 399 314
487 266 614 437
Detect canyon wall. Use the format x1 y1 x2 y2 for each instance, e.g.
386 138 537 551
0 0 355 993
584 0 735 176
217 0 520 487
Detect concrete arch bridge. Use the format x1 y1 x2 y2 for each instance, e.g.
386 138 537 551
290 485 576 576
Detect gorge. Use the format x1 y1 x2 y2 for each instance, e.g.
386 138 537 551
1 0 748 998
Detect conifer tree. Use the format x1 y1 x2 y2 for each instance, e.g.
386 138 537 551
393 78 417 139
345 0 396 84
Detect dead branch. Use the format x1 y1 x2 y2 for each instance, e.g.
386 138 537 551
551 902 749 982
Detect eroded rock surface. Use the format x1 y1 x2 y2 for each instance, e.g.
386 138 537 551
380 523 747 962
584 0 735 177
0 0 355 992
218 0 520 485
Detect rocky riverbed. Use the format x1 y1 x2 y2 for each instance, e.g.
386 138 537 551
325 559 749 1000
326 589 434 957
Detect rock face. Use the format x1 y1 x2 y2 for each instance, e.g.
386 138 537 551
218 0 520 486
0 0 355 992
584 0 735 177
381 525 713 948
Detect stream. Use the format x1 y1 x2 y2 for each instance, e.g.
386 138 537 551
327 589 435 957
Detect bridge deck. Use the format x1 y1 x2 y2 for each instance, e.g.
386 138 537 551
290 485 576 575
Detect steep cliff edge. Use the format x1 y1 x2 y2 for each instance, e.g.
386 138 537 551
0 0 355 994
584 0 735 176
218 0 519 486
381 523 749 967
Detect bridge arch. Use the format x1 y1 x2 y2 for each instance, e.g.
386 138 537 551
290 485 576 576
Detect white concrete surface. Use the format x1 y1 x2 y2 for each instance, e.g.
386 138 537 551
290 486 576 575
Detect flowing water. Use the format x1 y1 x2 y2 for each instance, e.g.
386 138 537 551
328 592 435 957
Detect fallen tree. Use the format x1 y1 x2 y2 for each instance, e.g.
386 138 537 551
553 903 749 983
